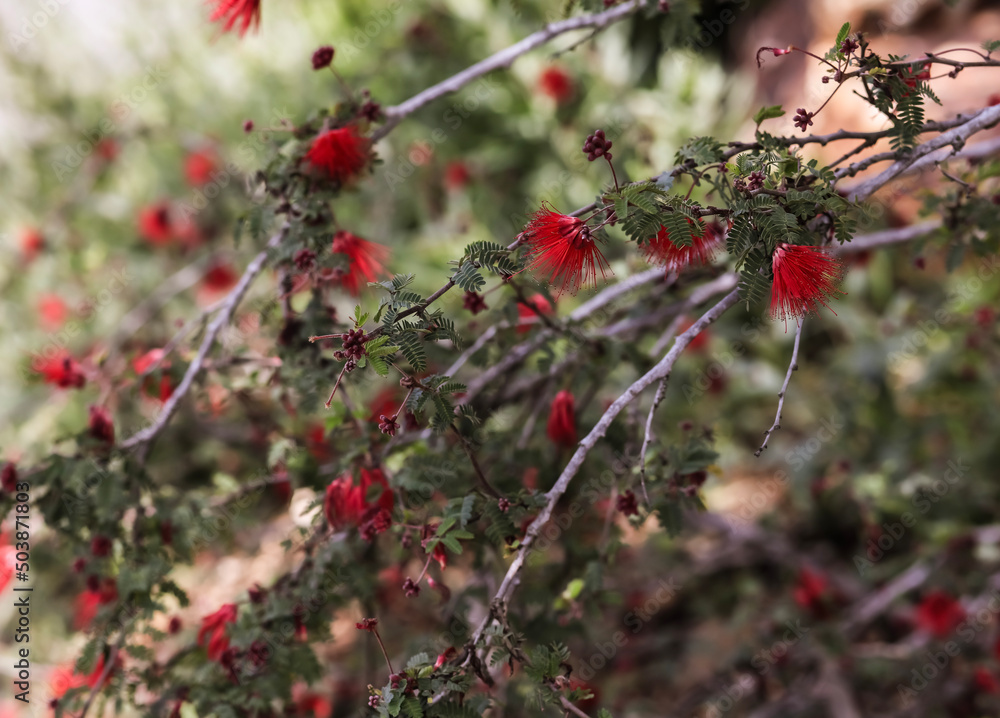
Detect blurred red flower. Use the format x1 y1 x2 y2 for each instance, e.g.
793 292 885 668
184 149 218 186
74 579 118 630
198 603 238 661
34 353 86 389
330 231 390 295
304 126 370 183
323 467 394 530
538 67 574 103
444 161 471 190
975 666 1000 694
201 263 239 298
88 405 115 444
547 390 577 447
915 590 965 638
138 203 174 245
19 228 45 262
37 294 69 331
516 293 554 333
792 567 828 616
209 0 261 36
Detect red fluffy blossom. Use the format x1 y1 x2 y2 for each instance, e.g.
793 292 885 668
915 590 965 638
198 603 238 661
521 204 610 295
138 202 174 245
792 567 828 615
184 149 218 186
208 0 261 36
330 231 390 295
547 390 577 447
444 161 470 190
37 294 69 330
517 293 554 333
356 617 378 631
538 67 574 103
989 94 1000 107
769 243 845 322
88 406 115 445
323 467 395 530
304 126 370 183
20 228 45 261
34 353 86 389
643 221 721 273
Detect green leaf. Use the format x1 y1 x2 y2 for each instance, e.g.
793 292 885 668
982 39 1000 55
406 652 431 670
835 22 851 49
752 104 785 126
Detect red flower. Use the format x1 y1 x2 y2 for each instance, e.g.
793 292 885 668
19 228 44 262
643 221 721 273
208 0 261 36
202 263 239 294
521 204 610 295
902 61 932 89
769 243 845 322
88 406 115 444
434 647 457 670
37 294 69 331
330 231 390 295
84 653 121 690
915 590 965 638
132 348 166 375
547 390 577 447
973 305 995 330
34 353 86 389
538 67 574 103
292 690 332 718
305 423 331 462
517 293 554 333
198 603 238 661
323 468 394 530
989 94 1000 107
1 463 16 494
304 126 370 183
91 535 112 557
138 203 174 245
73 579 118 630
0 538 15 593
792 567 828 615
444 161 470 190
681 318 709 352
184 149 218 186
95 138 119 163
975 667 1000 694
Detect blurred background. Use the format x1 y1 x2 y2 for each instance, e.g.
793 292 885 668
2 0 1000 716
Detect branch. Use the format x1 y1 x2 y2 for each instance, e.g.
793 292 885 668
371 0 648 142
755 318 804 457
120 224 289 456
638 376 669 504
78 630 128 718
844 105 1000 201
468 287 741 648
835 220 941 253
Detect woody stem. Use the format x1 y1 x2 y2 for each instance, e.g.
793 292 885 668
371 628 395 676
605 156 620 192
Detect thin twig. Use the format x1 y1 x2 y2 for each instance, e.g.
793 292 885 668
452 425 504 500
755 318 804 457
120 224 290 456
638 377 669 504
78 630 128 718
371 0 648 142
468 288 742 649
